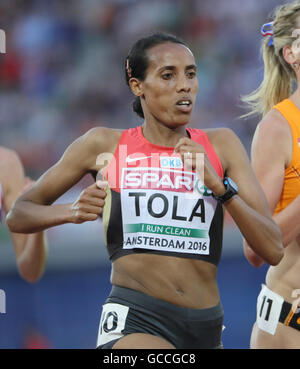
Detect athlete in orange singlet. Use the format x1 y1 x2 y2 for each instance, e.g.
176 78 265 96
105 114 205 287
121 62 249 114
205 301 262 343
243 1 300 349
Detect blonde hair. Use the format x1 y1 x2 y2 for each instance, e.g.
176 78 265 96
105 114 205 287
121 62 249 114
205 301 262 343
242 1 300 117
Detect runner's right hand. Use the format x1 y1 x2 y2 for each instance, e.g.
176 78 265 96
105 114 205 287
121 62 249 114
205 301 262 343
70 181 107 224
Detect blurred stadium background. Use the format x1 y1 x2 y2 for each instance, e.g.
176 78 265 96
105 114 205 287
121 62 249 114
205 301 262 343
0 0 282 349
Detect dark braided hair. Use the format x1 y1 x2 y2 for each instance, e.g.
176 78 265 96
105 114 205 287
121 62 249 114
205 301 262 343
125 32 187 118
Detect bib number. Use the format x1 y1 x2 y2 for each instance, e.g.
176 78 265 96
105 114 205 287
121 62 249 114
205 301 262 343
256 284 284 335
97 303 129 346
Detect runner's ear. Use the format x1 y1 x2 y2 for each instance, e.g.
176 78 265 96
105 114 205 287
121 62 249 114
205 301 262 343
129 78 143 97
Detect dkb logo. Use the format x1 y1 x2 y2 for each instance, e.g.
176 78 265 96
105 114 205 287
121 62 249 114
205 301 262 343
0 30 6 53
0 289 6 313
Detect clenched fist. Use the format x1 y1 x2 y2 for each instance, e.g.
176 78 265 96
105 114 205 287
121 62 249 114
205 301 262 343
70 180 107 224
174 137 225 196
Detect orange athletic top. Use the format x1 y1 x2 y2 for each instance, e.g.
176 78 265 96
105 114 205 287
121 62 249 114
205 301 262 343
273 99 300 214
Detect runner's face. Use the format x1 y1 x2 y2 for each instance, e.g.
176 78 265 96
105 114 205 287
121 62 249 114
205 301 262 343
141 43 198 127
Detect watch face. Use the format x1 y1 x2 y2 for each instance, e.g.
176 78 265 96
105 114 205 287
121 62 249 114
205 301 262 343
226 177 238 192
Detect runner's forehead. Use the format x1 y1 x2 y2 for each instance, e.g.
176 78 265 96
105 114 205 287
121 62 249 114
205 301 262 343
146 43 196 71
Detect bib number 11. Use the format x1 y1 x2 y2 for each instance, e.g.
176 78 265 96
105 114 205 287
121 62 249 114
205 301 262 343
259 295 273 321
256 285 283 335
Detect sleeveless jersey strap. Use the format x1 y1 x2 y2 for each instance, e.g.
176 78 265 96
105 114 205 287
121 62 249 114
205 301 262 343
273 99 300 169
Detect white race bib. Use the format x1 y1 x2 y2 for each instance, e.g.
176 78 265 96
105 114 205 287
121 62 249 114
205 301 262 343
256 284 284 335
121 167 216 256
97 303 129 346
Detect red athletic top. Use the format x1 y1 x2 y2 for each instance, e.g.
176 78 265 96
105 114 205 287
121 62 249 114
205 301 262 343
102 126 224 265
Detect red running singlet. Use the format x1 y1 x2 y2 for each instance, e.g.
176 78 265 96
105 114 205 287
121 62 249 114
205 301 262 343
102 126 224 266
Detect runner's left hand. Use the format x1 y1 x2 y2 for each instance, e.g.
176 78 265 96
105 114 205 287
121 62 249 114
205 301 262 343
174 137 225 196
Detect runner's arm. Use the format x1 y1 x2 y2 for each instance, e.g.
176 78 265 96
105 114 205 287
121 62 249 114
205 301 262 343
244 111 300 266
6 128 109 234
216 128 283 266
0 149 47 282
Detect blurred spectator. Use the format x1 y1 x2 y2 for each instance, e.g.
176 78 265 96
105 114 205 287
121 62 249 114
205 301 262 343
21 325 52 349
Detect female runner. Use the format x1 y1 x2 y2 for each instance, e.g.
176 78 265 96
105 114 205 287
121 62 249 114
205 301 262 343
7 32 283 349
243 1 300 349
0 146 47 282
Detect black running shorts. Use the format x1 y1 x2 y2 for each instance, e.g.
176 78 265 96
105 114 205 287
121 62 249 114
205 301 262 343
97 285 224 349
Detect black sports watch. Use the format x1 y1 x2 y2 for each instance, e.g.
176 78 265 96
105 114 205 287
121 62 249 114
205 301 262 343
212 177 238 204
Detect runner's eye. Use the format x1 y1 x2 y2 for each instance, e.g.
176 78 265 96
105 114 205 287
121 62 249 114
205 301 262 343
187 71 196 79
162 73 173 80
